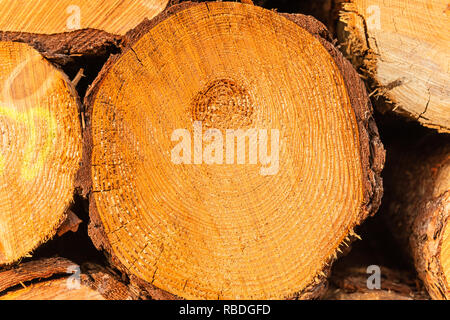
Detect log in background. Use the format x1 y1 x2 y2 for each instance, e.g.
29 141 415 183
0 0 448 300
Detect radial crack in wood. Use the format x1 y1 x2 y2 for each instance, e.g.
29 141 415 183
0 0 169 36
336 0 450 132
0 258 131 300
83 1 384 300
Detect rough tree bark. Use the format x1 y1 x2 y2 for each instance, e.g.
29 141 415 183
384 134 450 299
0 41 82 265
0 257 132 300
335 0 450 132
81 1 384 300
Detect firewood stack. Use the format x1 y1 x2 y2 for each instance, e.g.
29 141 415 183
0 0 448 300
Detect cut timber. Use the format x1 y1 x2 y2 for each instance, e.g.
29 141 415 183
0 0 169 35
0 258 131 300
384 135 450 299
324 266 429 300
337 0 450 132
83 2 384 299
0 42 82 264
0 257 75 292
0 278 105 300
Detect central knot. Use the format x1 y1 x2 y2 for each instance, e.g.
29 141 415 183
191 79 254 129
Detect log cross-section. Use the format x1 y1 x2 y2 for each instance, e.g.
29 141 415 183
0 41 82 265
82 1 384 300
338 0 450 132
0 0 169 35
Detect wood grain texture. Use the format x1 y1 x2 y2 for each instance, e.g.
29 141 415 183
337 0 450 132
0 0 169 35
82 2 384 300
0 42 82 265
0 257 75 292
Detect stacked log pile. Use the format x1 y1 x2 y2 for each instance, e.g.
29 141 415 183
0 0 447 300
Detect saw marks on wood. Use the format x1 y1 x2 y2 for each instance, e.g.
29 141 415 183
0 0 169 35
0 42 82 264
340 0 450 132
87 2 369 299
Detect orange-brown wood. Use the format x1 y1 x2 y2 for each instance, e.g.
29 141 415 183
0 41 82 264
337 0 450 132
83 2 384 300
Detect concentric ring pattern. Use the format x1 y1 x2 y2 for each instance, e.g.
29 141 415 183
90 3 364 299
0 42 82 264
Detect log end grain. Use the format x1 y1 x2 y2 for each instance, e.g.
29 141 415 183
337 0 450 133
82 1 384 300
0 0 169 35
0 41 82 265
385 135 450 299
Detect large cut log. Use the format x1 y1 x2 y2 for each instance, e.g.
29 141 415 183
82 1 384 300
0 258 132 300
0 41 82 264
0 0 169 35
384 134 450 299
336 0 450 132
